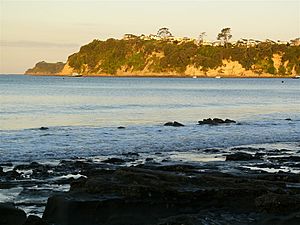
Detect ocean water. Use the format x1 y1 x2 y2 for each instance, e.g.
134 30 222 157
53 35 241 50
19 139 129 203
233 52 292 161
0 75 300 163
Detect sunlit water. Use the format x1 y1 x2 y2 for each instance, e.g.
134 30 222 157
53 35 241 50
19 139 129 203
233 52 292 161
1 75 300 163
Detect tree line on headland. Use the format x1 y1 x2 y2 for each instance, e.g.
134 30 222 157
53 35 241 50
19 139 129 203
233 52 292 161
26 28 300 77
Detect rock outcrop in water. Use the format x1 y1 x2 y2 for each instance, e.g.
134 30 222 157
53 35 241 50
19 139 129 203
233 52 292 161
164 121 185 127
198 118 236 125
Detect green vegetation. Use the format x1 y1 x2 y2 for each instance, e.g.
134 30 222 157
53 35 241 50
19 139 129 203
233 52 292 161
26 61 65 74
67 38 300 75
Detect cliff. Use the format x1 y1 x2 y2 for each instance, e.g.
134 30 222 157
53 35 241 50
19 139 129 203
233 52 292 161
26 38 300 77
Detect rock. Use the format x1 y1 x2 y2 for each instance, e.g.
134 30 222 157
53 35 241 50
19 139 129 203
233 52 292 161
198 118 236 125
117 126 126 129
0 203 27 225
102 158 126 164
226 152 255 161
224 119 236 123
42 166 298 225
230 147 265 152
269 156 300 163
255 193 300 213
122 152 139 157
14 162 44 170
24 215 49 225
164 121 184 127
3 170 22 179
0 162 13 167
203 148 221 153
39 127 49 130
285 118 292 121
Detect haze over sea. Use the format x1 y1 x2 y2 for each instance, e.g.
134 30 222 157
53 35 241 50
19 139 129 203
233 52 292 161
0 75 299 163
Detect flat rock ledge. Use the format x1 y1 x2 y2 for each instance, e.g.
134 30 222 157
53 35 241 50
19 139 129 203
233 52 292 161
42 165 300 225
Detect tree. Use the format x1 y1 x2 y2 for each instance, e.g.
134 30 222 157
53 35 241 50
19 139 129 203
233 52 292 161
198 32 206 45
157 27 173 38
217 28 232 47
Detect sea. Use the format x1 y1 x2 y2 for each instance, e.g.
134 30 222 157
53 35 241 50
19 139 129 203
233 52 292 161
0 75 300 164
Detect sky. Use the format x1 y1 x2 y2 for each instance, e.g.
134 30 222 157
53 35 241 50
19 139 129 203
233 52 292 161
0 0 299 74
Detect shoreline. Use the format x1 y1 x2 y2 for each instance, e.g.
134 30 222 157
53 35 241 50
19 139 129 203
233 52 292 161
24 73 298 79
1 141 300 225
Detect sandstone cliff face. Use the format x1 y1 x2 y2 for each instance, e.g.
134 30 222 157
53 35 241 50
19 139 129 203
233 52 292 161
26 56 295 77
58 63 74 75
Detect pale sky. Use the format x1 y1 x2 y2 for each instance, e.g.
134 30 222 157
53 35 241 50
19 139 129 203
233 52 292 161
1 0 299 74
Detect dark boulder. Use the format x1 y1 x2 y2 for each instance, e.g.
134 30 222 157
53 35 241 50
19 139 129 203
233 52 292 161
0 203 27 225
164 121 184 127
198 118 236 125
39 127 49 130
117 126 126 129
226 152 255 161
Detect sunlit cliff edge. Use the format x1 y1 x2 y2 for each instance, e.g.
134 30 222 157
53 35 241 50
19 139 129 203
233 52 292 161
25 37 300 78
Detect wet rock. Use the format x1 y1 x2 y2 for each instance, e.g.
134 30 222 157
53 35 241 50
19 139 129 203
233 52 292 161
203 148 221 154
0 162 13 167
164 121 184 127
14 162 44 171
42 165 300 225
39 127 49 130
122 152 139 157
254 152 265 159
117 126 126 129
269 156 300 163
24 215 49 225
0 203 27 225
255 193 300 213
57 160 97 174
198 118 236 125
13 162 52 179
102 158 126 164
226 152 255 161
231 147 265 152
157 164 197 173
3 170 22 179
285 118 292 121
145 158 154 161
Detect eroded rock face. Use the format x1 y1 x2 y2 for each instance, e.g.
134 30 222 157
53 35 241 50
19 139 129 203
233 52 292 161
198 118 236 125
0 203 27 225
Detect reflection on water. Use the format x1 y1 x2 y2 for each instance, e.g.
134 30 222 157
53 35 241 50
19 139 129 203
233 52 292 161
1 75 299 130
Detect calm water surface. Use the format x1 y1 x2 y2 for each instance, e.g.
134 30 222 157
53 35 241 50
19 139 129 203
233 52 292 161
0 75 299 162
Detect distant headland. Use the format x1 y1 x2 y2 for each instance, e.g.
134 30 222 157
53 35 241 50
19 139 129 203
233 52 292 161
25 28 300 78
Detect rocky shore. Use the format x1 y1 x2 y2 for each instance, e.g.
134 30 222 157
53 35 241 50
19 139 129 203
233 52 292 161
1 141 300 225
